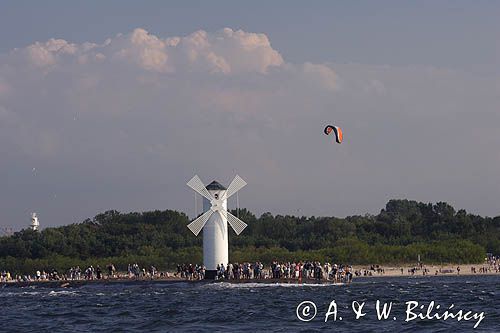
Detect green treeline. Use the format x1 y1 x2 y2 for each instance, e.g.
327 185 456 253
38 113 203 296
0 199 499 274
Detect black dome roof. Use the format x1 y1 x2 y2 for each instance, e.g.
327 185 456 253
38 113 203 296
206 181 226 190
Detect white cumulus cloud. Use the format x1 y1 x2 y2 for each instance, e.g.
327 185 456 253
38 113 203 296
8 28 287 76
0 27 498 228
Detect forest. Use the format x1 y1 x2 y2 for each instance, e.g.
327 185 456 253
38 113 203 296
1 199 499 274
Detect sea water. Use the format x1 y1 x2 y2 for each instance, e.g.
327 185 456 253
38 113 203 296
1 275 498 332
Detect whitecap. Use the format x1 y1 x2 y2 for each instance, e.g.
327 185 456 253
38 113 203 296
202 282 344 289
47 290 78 296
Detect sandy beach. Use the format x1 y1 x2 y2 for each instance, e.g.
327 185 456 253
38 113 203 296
353 264 499 277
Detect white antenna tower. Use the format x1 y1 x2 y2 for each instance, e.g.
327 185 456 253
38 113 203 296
194 191 197 218
186 175 248 279
31 213 40 231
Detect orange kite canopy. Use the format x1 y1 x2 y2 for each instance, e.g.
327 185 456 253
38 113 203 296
324 125 343 144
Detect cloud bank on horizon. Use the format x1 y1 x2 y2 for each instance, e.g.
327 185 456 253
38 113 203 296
0 27 499 227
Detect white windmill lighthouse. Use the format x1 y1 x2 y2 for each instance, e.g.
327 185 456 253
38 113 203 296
187 175 248 279
31 213 40 231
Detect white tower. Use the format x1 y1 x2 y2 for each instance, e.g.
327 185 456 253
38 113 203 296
31 213 39 231
187 175 248 279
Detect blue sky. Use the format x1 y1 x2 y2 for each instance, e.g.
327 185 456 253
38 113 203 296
0 1 499 229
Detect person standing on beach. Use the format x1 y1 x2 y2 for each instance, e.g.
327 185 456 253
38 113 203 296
107 264 113 278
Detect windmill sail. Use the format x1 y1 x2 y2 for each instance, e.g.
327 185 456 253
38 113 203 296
220 209 247 235
224 175 247 199
187 209 214 236
187 175 213 200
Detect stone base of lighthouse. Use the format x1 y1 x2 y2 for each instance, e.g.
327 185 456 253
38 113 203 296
204 270 217 280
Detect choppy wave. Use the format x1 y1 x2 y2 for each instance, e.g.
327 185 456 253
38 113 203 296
48 290 79 296
0 275 498 332
203 282 345 289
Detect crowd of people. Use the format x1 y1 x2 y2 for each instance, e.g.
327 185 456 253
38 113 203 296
354 264 385 277
175 261 354 283
0 263 168 283
486 254 498 268
2 256 499 283
469 255 499 274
